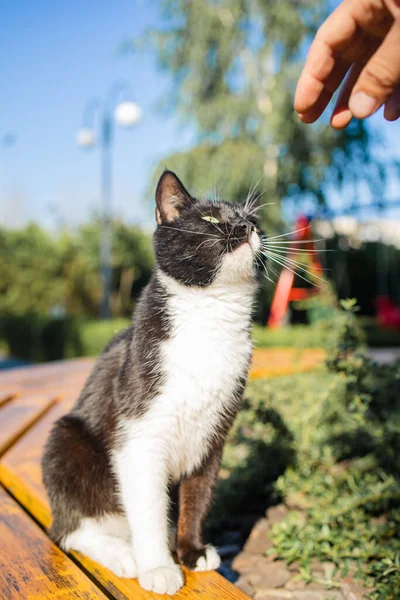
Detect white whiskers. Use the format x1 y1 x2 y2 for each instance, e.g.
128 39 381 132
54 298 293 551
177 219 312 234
243 177 264 212
262 249 327 286
158 225 220 238
253 222 331 288
246 202 276 217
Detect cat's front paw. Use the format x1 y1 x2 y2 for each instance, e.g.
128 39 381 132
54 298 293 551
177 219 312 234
179 544 221 572
138 564 184 595
86 537 137 578
109 549 137 578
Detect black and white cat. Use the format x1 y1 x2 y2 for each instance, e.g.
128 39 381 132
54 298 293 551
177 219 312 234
42 171 262 595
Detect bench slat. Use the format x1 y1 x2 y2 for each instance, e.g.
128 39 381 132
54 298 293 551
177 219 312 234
0 402 66 526
0 359 94 388
0 391 16 408
0 395 57 457
0 485 107 599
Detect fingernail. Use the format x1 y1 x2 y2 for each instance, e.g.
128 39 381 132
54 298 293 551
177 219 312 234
349 92 379 118
385 88 400 121
385 105 400 121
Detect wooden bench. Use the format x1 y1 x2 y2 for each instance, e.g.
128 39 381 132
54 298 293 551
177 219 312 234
0 360 250 599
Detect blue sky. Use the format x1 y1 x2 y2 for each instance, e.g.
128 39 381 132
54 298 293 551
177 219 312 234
0 0 399 230
0 0 195 229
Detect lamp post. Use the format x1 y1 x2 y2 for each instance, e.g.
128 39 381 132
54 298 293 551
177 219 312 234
1 133 17 225
76 81 141 318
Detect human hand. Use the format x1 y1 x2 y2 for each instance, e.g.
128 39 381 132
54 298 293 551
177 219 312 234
294 0 400 128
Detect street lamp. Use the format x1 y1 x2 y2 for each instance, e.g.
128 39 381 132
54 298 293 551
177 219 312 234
76 81 141 318
1 133 17 224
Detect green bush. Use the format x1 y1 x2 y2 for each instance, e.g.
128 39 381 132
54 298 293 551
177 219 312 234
215 301 400 598
77 319 130 357
0 316 130 362
0 314 82 362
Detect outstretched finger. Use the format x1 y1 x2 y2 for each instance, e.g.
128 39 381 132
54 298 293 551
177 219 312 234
331 63 365 129
294 0 357 116
384 85 400 121
349 19 400 118
297 59 351 124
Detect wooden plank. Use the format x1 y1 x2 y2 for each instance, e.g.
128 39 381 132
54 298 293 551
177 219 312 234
0 485 107 599
75 552 252 600
0 395 57 457
0 391 16 408
0 360 91 421
0 393 250 600
0 402 67 527
250 347 326 379
0 359 94 391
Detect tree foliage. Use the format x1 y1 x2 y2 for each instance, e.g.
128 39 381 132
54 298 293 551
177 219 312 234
143 0 386 227
0 221 154 318
0 224 66 316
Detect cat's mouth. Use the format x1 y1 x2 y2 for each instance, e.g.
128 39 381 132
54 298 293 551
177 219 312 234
249 231 261 252
232 231 260 253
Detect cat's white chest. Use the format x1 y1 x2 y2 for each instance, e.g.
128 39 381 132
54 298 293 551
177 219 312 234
154 272 255 478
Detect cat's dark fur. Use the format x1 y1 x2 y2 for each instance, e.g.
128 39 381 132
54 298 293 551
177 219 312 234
42 170 261 595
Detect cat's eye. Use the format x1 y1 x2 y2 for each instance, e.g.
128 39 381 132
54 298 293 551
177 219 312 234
202 216 220 224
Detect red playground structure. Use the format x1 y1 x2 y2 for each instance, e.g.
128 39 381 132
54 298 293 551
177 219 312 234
267 215 323 328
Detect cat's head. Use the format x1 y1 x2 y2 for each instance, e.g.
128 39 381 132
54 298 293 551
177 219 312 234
153 170 262 287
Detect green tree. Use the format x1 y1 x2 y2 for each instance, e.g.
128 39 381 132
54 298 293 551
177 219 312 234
138 0 386 230
74 220 154 316
0 224 66 315
0 221 154 319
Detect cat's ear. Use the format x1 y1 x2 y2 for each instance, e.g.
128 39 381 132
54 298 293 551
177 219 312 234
155 170 192 224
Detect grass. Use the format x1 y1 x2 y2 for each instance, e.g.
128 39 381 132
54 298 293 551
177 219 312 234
77 318 130 357
253 323 331 348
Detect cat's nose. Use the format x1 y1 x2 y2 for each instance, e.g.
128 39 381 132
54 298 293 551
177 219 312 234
235 220 254 238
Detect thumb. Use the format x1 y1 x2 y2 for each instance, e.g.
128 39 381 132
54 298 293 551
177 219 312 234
349 19 400 119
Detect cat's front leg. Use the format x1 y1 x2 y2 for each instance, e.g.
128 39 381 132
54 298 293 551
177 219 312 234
113 438 184 595
177 447 222 572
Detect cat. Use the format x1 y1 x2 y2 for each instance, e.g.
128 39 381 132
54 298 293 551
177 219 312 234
41 170 262 595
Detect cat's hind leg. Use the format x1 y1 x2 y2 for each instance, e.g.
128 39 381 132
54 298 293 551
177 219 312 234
42 412 132 576
62 514 137 579
177 449 222 572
